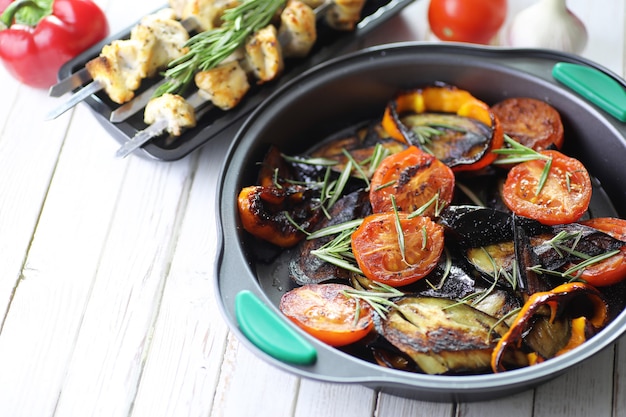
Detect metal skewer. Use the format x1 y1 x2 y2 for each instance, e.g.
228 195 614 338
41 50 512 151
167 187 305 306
48 16 201 100
109 81 165 123
48 68 92 98
108 1 332 124
45 81 103 120
45 16 201 122
115 92 209 158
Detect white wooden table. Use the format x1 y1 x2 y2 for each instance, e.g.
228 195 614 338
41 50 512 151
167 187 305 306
0 1 624 416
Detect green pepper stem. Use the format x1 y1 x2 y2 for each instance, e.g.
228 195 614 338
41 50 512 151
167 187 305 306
1 0 53 29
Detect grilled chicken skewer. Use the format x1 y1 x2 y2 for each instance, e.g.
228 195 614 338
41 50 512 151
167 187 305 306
47 0 357 102
169 0 242 32
118 0 322 157
115 18 286 158
110 0 322 123
46 8 191 119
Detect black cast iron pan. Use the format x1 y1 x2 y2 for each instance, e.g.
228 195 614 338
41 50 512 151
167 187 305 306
215 42 626 402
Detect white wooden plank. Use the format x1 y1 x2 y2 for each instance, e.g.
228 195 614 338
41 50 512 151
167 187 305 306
613 340 626 417
130 142 230 417
457 390 534 417
51 151 195 417
0 87 69 314
211 334 300 417
375 393 455 417
294 379 377 417
533 346 615 417
0 106 127 417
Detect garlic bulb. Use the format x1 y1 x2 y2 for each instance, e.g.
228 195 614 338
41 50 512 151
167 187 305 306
506 0 588 54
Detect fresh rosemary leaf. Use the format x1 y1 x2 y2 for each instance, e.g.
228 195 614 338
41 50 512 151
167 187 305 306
156 0 287 96
326 159 352 210
561 249 621 277
310 251 362 274
306 219 363 240
281 154 339 166
493 135 553 195
391 195 406 262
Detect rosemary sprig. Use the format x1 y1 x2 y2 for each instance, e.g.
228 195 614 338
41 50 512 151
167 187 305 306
455 181 485 207
488 307 521 340
425 247 452 290
325 159 352 211
412 123 471 147
545 230 588 259
391 195 407 263
280 154 338 166
156 0 286 96
309 220 363 274
413 125 444 147
561 250 621 276
407 192 445 218
529 249 621 280
492 135 553 196
364 143 391 179
343 282 403 319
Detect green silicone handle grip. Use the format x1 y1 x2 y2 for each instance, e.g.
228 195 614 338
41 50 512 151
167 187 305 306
235 290 317 365
552 62 626 123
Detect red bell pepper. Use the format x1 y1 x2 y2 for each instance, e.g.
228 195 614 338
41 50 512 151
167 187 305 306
0 0 109 89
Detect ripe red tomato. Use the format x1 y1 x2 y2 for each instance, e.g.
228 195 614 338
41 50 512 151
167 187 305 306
576 218 626 287
279 283 374 346
502 150 592 225
428 0 507 44
351 212 445 287
369 146 455 217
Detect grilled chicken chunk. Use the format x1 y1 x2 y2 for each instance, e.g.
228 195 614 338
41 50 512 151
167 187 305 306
86 9 188 104
86 39 154 104
195 60 251 110
325 0 366 30
245 25 284 83
169 0 241 31
131 9 189 77
299 0 326 7
278 0 317 58
144 93 197 136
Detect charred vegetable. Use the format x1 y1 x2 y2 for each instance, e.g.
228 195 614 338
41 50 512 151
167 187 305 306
289 190 371 285
381 83 504 172
369 146 455 216
380 296 528 375
236 85 626 377
491 282 609 372
238 185 321 247
280 283 375 347
351 212 445 287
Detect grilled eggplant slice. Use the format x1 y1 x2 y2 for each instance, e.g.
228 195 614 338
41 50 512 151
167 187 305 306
289 190 371 285
380 297 528 375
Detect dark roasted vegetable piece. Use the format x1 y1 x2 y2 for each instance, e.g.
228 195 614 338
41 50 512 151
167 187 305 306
462 215 626 292
491 97 564 152
381 84 504 172
491 282 609 372
238 185 322 248
289 190 371 285
398 113 494 167
439 205 550 248
309 122 407 178
257 146 329 188
380 296 528 374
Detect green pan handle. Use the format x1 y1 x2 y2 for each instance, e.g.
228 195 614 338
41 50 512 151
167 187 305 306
552 62 626 123
235 290 317 365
